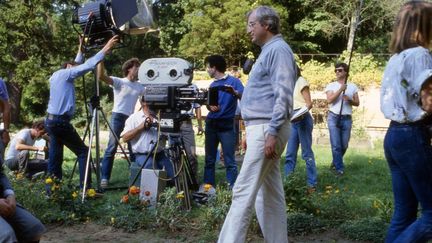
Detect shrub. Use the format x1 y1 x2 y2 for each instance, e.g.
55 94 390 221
200 186 232 230
155 187 191 231
283 175 319 214
287 212 326 236
339 217 388 242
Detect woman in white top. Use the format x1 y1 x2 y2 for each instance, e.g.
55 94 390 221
380 2 432 242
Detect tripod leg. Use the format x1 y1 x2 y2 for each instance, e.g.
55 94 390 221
69 115 91 185
180 137 199 190
82 109 97 202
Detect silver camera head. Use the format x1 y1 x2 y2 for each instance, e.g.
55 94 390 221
138 58 193 87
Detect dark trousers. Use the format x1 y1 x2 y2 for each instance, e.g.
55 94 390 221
45 115 90 187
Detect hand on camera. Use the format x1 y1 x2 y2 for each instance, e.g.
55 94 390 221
342 95 351 101
223 85 237 95
143 117 153 130
102 35 119 54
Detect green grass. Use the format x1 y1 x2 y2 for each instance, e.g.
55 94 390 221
9 141 392 242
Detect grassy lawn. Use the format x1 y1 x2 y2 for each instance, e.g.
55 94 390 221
9 141 392 242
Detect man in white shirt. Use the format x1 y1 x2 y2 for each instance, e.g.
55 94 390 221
325 62 359 175
121 99 174 180
97 59 145 188
5 121 48 177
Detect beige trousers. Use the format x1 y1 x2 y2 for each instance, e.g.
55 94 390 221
218 121 290 243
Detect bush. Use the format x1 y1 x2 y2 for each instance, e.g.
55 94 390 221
300 51 383 91
200 186 232 230
339 217 388 242
283 175 318 214
287 212 326 236
155 187 191 231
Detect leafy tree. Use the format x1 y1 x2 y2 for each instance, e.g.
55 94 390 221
0 0 82 123
178 0 255 67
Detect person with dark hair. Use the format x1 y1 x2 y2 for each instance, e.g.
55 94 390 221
45 35 118 189
0 78 46 243
121 98 174 180
97 57 144 189
284 66 317 192
381 1 432 242
325 62 359 176
203 55 244 189
218 5 296 243
5 120 49 177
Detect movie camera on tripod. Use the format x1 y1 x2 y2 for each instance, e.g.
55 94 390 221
138 57 219 133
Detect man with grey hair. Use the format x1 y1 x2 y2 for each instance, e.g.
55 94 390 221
218 6 296 243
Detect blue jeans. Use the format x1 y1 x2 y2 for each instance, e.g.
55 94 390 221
327 112 352 172
285 112 317 187
384 122 432 243
135 151 174 179
204 118 238 188
101 112 134 180
45 115 90 187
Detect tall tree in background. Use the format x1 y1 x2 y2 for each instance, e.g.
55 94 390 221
294 0 404 54
178 0 254 66
0 0 81 123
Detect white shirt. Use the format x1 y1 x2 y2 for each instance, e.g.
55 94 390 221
121 110 165 154
381 46 432 122
325 81 358 115
6 129 35 160
111 77 145 116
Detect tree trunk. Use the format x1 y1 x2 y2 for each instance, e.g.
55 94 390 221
346 13 357 62
7 81 22 124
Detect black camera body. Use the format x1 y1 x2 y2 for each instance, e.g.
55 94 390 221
139 58 218 133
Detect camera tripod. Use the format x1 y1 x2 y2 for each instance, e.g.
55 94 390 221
68 68 133 201
127 131 198 210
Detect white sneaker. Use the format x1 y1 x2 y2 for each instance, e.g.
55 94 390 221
100 179 109 189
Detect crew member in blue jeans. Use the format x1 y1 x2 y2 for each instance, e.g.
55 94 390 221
325 62 359 176
285 68 317 191
45 36 118 188
203 55 244 189
97 59 144 189
381 2 432 242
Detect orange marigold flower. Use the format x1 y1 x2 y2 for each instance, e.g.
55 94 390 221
129 186 140 195
121 194 129 204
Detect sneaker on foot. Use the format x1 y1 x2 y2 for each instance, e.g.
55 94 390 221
336 170 344 176
100 179 109 189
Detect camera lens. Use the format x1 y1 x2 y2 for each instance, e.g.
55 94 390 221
169 69 178 78
147 69 155 78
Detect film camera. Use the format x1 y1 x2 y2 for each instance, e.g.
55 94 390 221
138 58 218 133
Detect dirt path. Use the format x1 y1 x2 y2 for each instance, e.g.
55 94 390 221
41 223 364 243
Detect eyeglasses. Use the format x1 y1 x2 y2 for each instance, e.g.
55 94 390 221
335 68 345 73
247 21 257 28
